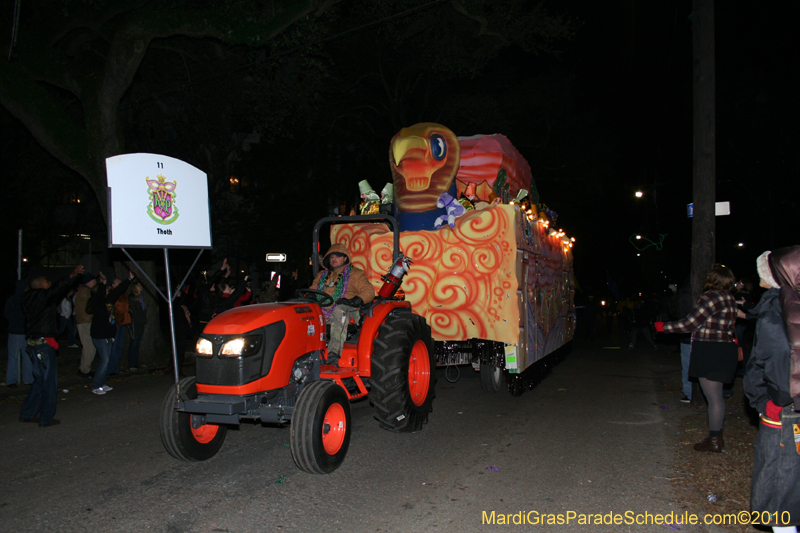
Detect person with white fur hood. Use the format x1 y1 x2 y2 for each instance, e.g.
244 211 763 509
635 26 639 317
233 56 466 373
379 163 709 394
744 246 800 531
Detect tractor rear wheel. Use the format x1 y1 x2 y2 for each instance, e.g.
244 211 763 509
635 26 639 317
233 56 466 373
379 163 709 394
160 376 227 461
370 313 436 432
480 363 505 394
290 380 352 474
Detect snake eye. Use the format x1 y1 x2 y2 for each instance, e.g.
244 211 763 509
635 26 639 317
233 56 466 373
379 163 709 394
430 134 447 161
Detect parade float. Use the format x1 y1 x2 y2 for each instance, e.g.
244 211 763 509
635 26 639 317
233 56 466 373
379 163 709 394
333 123 575 393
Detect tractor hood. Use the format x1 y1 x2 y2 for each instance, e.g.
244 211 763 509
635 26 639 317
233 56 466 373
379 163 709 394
204 302 319 336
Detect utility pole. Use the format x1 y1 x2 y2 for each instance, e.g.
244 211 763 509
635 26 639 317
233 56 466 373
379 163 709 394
690 0 715 408
691 0 715 302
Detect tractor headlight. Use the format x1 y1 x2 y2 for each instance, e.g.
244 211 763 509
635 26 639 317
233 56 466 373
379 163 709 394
221 338 244 356
220 335 262 357
196 338 214 357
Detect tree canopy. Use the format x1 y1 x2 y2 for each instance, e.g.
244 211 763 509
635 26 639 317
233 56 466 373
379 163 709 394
0 0 344 220
1 0 579 280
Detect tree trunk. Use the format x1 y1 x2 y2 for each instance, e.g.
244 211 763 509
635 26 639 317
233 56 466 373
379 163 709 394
691 0 715 301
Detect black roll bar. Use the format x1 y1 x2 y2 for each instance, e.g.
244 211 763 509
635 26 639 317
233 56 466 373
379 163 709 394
311 214 400 277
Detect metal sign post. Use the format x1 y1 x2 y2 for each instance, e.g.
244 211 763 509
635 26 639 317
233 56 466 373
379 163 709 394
120 247 204 387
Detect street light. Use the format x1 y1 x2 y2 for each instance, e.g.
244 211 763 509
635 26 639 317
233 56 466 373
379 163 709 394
633 182 661 224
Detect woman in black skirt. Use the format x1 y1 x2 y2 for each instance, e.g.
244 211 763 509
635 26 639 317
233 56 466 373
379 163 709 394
655 265 738 452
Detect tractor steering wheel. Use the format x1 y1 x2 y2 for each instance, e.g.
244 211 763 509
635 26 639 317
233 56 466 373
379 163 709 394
295 288 335 308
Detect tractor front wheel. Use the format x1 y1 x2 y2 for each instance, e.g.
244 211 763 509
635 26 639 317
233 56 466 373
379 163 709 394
290 380 352 474
370 313 436 432
160 376 228 461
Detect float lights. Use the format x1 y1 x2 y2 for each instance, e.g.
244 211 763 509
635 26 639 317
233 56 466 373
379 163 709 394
635 190 643 198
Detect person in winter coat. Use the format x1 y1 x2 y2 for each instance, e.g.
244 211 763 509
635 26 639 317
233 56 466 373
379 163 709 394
89 271 134 395
4 279 32 387
210 275 249 318
734 277 758 375
56 290 77 347
309 243 375 366
193 258 231 329
108 283 131 374
669 278 695 402
19 264 84 426
74 274 97 377
169 286 194 378
744 247 800 530
655 265 738 453
628 293 659 349
127 281 147 370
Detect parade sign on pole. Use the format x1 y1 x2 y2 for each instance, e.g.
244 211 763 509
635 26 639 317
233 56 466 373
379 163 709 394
105 153 212 392
106 153 212 248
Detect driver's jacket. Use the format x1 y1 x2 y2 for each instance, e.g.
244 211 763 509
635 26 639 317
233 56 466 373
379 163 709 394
311 243 375 304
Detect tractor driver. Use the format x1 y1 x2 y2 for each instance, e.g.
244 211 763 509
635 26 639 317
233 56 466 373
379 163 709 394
311 243 375 366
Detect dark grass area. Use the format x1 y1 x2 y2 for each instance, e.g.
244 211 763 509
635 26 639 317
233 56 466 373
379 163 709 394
669 379 765 533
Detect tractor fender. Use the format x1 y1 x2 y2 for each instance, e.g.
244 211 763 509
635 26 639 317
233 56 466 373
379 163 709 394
356 300 412 375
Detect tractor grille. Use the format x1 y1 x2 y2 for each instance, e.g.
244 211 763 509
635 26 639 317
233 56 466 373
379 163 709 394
197 357 247 387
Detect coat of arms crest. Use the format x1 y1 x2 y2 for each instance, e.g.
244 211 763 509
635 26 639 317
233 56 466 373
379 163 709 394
146 174 179 224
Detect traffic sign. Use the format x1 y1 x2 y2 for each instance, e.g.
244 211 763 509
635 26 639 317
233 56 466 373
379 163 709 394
266 253 287 262
687 201 730 218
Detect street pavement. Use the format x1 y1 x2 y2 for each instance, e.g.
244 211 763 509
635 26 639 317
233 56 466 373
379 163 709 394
0 339 728 533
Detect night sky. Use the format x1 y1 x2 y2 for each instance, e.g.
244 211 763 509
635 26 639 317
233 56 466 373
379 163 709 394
538 1 798 298
1 1 797 303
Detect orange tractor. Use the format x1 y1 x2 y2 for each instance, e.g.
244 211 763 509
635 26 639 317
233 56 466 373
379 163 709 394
160 215 436 474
